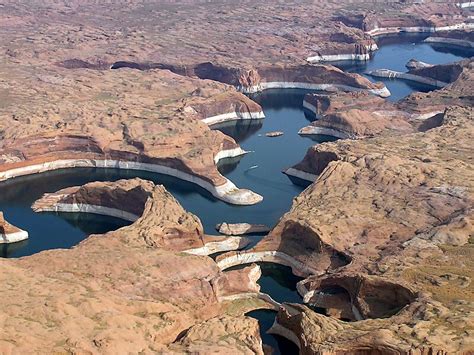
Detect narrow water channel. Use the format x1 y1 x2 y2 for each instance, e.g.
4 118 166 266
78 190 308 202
246 309 299 355
228 262 303 304
0 34 471 354
335 33 472 101
0 89 321 258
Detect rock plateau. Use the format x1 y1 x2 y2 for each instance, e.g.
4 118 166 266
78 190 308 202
1 0 473 353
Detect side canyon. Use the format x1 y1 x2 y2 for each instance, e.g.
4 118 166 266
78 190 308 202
0 1 473 354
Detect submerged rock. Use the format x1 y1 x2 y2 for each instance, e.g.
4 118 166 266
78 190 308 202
216 222 271 236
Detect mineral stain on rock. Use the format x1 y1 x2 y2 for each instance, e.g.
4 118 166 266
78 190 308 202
0 1 473 354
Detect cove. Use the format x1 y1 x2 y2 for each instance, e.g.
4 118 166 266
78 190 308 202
246 309 299 355
1 37 468 258
239 263 302 355
0 89 322 258
334 33 472 101
0 35 470 353
228 262 304 304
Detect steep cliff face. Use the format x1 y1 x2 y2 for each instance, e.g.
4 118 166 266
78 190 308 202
32 178 155 218
265 106 474 353
301 91 411 139
0 69 240 188
1 184 265 353
408 60 467 84
303 91 391 117
108 61 387 94
337 2 470 35
300 59 473 140
299 109 414 139
31 178 253 253
0 212 29 244
0 67 266 205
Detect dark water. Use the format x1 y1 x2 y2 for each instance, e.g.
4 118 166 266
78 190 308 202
228 262 303 304
222 262 305 351
0 36 469 354
257 263 303 304
246 309 299 355
334 34 472 101
0 90 322 258
1 37 468 258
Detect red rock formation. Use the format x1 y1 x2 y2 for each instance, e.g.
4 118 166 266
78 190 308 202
1 1 472 352
0 212 29 244
1 184 265 353
0 69 263 205
300 60 473 140
32 178 252 254
251 106 474 353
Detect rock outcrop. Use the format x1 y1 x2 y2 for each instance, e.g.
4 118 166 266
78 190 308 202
299 59 473 140
216 223 271 236
244 105 474 352
237 64 389 97
300 91 413 140
369 59 467 89
299 108 413 139
32 178 155 221
168 315 263 354
271 297 473 354
406 58 433 70
0 212 29 244
424 30 474 50
142 62 390 97
265 131 283 138
338 3 473 36
0 68 263 206
0 184 267 353
32 178 251 255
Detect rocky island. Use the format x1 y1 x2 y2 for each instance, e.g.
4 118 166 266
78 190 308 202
0 1 473 354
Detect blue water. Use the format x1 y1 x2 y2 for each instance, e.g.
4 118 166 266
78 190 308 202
0 35 470 354
0 89 325 258
334 33 472 101
1 37 469 258
246 309 299 355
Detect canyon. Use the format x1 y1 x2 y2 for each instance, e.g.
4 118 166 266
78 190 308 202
0 1 473 354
